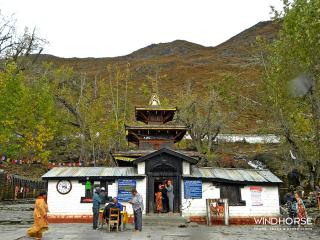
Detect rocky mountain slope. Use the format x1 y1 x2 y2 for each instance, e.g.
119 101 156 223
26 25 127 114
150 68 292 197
38 20 281 133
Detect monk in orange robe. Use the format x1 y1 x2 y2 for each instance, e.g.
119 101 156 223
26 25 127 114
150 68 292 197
155 185 163 213
27 192 49 239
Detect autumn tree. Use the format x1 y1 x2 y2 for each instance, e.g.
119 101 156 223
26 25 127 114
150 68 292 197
44 63 132 165
0 12 46 70
175 82 224 165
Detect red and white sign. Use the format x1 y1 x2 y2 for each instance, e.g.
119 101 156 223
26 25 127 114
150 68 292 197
250 186 263 206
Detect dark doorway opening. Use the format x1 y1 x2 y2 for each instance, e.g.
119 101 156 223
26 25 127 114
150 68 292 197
147 173 180 214
153 177 175 213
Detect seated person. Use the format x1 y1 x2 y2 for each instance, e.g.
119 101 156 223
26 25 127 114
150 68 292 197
103 197 123 226
113 197 123 211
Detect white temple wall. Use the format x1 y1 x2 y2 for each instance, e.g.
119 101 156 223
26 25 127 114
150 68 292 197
47 178 147 215
181 180 280 217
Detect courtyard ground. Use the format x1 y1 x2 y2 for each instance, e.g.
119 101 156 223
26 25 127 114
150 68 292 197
0 223 318 240
0 202 319 240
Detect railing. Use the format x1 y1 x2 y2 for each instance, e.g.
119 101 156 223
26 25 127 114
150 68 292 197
0 171 46 201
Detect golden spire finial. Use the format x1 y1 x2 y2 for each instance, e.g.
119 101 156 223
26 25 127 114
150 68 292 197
149 93 161 106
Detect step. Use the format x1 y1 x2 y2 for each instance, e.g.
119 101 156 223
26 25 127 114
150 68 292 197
142 215 188 226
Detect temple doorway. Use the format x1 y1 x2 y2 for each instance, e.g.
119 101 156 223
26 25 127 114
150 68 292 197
153 177 173 213
147 164 181 214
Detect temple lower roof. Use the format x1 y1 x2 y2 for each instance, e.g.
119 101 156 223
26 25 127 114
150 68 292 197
112 149 202 162
125 125 189 130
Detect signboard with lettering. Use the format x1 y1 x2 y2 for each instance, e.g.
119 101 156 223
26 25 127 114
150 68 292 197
250 186 263 206
184 180 202 199
118 179 136 201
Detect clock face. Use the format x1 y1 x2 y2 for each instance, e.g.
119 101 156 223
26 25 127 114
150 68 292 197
56 180 72 195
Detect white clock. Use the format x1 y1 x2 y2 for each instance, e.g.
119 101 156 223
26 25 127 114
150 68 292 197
56 180 72 194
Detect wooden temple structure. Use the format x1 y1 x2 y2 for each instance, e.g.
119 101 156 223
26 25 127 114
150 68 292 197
111 94 202 166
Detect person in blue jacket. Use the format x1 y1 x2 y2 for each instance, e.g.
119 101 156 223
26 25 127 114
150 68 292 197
112 197 123 211
92 187 101 230
103 197 124 227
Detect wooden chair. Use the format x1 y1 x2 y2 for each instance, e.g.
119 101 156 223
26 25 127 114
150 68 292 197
107 208 120 232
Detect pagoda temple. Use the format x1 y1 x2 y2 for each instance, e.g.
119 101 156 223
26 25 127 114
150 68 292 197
111 94 201 166
42 93 282 220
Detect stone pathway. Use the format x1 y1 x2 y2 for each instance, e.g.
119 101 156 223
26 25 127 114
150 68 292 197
0 202 319 240
0 202 33 225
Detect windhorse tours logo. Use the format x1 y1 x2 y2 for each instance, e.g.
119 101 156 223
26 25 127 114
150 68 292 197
254 217 313 226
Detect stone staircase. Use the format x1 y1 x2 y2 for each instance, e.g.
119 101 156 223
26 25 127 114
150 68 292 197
142 214 188 226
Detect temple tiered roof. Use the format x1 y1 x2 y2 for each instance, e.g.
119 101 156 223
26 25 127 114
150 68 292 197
112 93 196 165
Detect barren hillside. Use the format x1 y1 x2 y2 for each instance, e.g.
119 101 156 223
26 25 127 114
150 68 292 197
38 20 281 133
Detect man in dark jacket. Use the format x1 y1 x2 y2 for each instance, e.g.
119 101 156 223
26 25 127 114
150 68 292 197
161 180 168 212
92 187 101 230
103 198 123 227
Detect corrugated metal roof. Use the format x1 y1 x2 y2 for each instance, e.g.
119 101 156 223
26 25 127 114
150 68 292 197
42 167 140 179
187 166 282 183
42 166 282 184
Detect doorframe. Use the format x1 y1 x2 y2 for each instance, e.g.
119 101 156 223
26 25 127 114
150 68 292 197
146 173 181 214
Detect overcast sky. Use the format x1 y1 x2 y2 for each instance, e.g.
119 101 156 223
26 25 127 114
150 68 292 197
0 0 283 58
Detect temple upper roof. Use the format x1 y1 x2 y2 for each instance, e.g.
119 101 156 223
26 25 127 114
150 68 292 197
125 124 188 146
135 93 177 124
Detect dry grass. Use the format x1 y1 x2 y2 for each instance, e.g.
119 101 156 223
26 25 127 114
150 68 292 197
38 20 281 134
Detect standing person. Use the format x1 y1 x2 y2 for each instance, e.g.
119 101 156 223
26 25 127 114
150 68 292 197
98 187 106 227
27 192 49 239
99 187 106 205
165 180 174 214
92 187 101 230
128 188 144 232
155 185 163 214
161 180 168 212
285 186 296 225
294 192 307 225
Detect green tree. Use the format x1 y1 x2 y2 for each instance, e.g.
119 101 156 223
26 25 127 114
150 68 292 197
259 0 320 189
0 63 58 162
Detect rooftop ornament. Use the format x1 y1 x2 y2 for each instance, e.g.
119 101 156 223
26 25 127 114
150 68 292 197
149 93 161 106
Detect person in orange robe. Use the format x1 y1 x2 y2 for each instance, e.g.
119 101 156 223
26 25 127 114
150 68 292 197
294 192 307 225
27 192 49 239
155 185 163 213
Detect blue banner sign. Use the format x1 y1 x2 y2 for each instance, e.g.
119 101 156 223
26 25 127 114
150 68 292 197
184 180 202 199
118 179 136 201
